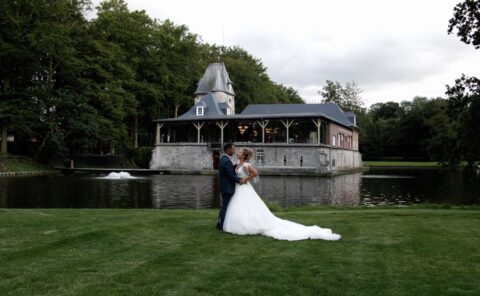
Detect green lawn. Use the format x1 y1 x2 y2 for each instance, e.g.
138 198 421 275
1 207 479 295
363 161 442 167
363 160 478 167
0 157 50 173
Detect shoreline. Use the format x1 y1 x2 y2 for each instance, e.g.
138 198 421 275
2 204 479 211
52 166 368 177
363 160 476 168
0 170 57 176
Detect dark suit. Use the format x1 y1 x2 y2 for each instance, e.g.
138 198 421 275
217 154 241 230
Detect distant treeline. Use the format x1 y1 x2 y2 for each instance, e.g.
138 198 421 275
357 97 463 163
322 87 480 167
0 0 303 160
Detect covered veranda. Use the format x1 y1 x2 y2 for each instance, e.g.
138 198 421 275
153 115 330 147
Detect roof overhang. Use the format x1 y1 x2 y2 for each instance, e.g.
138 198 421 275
153 113 358 130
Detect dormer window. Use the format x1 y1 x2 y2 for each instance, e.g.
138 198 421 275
196 106 205 116
226 108 232 115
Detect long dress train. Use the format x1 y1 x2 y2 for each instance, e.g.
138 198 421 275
223 164 341 241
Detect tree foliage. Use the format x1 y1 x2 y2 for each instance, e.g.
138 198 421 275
445 75 480 166
448 0 480 49
318 80 365 114
444 0 480 166
0 0 303 159
359 97 451 161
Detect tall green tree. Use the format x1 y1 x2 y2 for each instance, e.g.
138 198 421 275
444 0 480 166
318 80 365 114
448 0 480 49
445 75 480 166
0 0 95 159
81 0 139 153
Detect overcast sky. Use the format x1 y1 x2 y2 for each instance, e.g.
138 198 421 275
91 0 480 106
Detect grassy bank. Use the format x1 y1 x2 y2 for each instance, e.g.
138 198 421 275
363 160 478 168
1 207 479 295
363 161 442 167
0 156 50 173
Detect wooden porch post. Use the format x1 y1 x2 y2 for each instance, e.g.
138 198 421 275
193 122 205 143
312 118 321 144
216 121 228 146
155 123 164 145
256 120 269 143
281 119 294 143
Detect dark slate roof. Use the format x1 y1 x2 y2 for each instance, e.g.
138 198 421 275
344 111 356 125
158 103 357 129
195 63 235 95
344 111 355 117
218 102 228 110
241 103 355 127
178 93 226 119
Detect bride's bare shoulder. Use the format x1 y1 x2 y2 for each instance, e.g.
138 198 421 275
246 162 257 171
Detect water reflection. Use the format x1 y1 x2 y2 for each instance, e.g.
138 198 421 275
151 175 220 209
0 167 479 209
254 173 361 206
361 167 480 205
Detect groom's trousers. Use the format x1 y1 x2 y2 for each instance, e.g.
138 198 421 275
217 193 234 230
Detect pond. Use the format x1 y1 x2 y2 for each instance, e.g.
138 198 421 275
0 167 479 209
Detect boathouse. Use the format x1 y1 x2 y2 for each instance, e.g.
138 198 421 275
151 62 362 174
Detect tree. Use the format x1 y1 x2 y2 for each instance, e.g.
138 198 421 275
448 0 480 49
361 102 404 158
426 101 460 166
445 75 480 166
0 0 94 159
0 0 47 156
369 101 403 121
318 80 365 114
444 0 480 166
359 98 453 161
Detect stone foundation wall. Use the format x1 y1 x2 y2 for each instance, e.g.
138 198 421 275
150 143 362 173
150 143 213 170
235 144 362 172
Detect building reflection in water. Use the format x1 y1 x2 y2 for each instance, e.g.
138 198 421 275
253 173 361 206
151 175 220 209
150 173 361 209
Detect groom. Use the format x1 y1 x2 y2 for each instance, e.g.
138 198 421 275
217 143 247 230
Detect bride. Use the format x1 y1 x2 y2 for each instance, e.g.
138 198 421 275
223 148 341 241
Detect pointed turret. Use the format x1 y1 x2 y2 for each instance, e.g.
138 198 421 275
195 62 235 96
193 62 236 114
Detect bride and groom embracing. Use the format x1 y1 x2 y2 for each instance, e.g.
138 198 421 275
216 143 341 241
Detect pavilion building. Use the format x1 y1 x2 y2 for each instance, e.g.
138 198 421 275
151 62 363 174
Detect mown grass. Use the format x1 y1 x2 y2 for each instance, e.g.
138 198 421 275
0 157 49 172
363 161 443 167
363 160 478 167
0 207 479 295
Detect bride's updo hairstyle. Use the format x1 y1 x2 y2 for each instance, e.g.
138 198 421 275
242 148 253 162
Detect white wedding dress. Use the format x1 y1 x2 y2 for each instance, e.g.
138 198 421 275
223 163 341 241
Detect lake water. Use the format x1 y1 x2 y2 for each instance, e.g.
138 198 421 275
0 168 479 209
